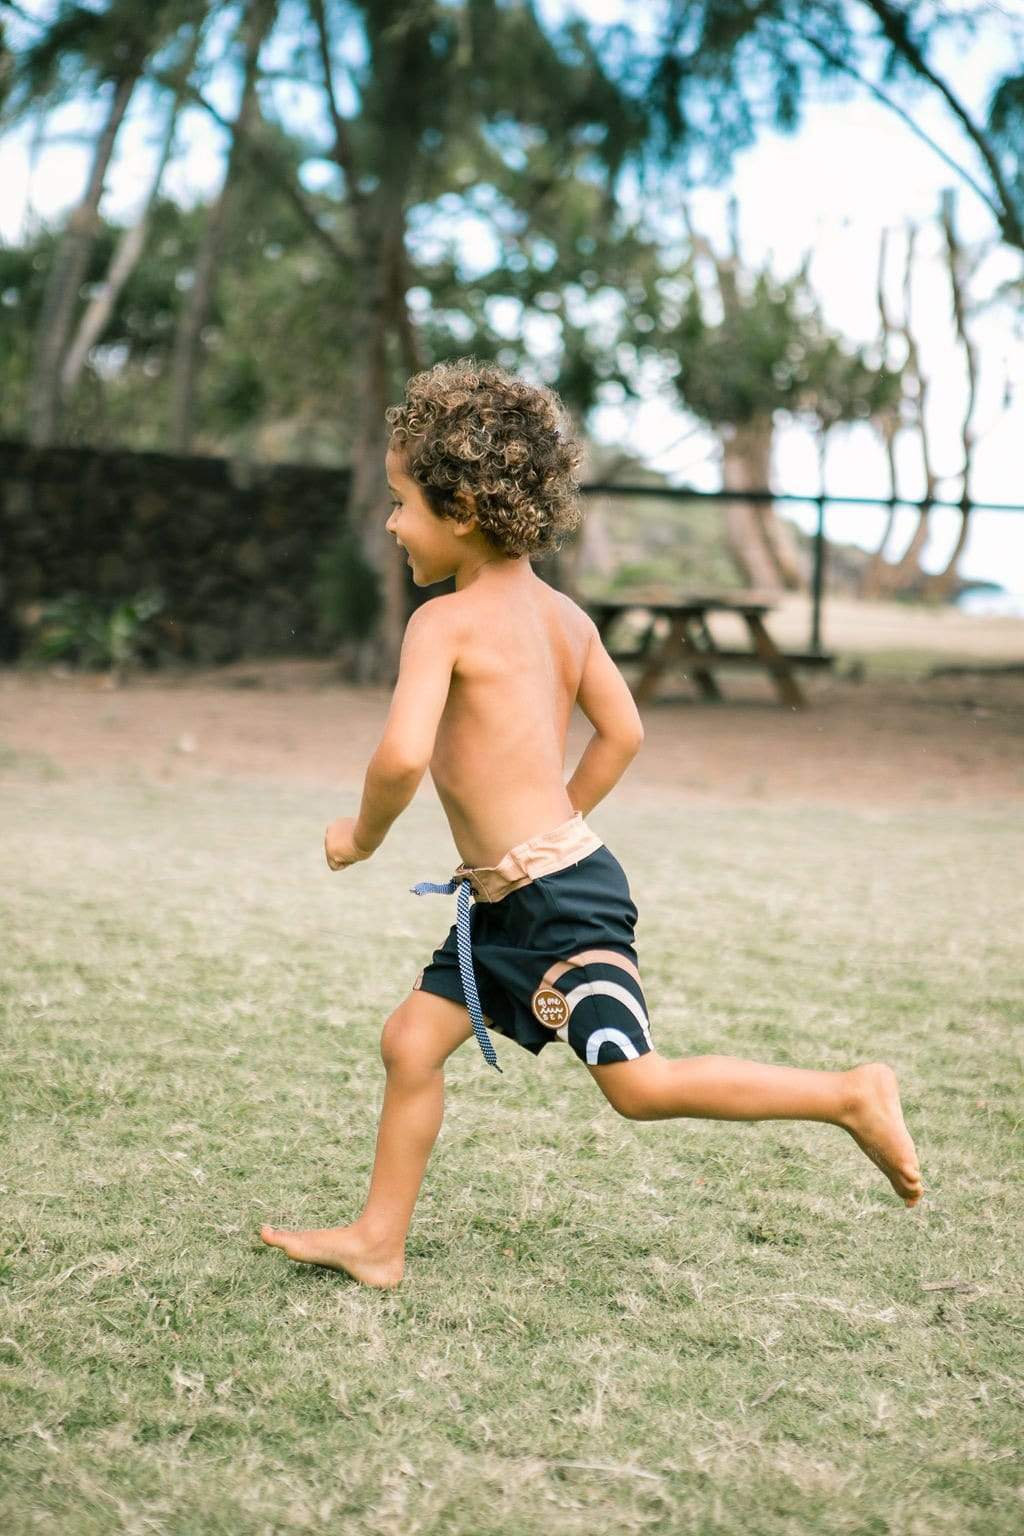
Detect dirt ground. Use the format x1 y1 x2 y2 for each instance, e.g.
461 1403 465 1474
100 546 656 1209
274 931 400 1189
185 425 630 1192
3 638 1021 807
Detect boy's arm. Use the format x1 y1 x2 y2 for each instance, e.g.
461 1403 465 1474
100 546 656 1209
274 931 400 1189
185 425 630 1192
565 616 644 817
351 600 458 853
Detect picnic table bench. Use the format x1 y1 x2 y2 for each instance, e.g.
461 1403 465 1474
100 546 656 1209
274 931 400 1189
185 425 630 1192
588 594 834 708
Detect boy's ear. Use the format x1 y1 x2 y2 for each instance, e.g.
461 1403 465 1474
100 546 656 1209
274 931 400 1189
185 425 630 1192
451 487 479 533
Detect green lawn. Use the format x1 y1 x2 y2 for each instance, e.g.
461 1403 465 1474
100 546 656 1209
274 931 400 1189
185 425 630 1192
2 761 1022 1534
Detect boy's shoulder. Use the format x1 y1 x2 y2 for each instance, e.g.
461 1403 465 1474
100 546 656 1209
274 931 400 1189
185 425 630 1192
405 581 594 651
401 593 467 662
440 577 592 623
404 592 458 628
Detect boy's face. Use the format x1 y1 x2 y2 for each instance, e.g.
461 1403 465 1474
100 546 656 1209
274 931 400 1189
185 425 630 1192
385 444 473 587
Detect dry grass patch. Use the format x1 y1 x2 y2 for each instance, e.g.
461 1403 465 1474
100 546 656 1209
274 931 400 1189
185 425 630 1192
1 769 1022 1534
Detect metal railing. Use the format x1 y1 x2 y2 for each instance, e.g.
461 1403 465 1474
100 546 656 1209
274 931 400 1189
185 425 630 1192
580 484 1024 655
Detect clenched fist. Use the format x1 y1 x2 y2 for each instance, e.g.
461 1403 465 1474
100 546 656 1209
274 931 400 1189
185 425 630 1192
325 816 373 870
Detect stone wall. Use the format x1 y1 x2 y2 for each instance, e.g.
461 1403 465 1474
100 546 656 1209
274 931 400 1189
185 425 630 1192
0 441 351 663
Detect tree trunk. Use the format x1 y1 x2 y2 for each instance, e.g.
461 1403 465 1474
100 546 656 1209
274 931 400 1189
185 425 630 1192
859 422 900 598
922 190 979 601
695 211 804 593
924 500 972 601
332 0 430 687
886 502 931 591
60 68 188 397
721 419 788 592
757 492 806 590
875 223 935 595
169 1 274 454
27 69 138 444
861 226 902 599
339 198 411 686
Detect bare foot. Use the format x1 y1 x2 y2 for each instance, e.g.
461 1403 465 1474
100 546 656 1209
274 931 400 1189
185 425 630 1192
839 1063 924 1207
259 1222 405 1288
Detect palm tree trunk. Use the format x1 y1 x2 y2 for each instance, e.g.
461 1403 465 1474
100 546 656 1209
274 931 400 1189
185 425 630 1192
27 69 138 444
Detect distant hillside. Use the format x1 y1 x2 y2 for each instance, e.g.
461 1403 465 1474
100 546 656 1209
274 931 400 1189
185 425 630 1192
574 444 891 601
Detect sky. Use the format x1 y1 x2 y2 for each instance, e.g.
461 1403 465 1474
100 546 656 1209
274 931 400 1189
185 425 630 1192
2 0 1023 605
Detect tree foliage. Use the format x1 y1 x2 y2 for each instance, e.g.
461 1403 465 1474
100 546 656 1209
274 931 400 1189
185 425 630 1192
672 267 901 433
645 1 1024 251
3 0 1017 453
1 0 1018 648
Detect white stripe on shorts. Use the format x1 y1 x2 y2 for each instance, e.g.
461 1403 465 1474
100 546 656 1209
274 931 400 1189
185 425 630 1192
563 978 654 1051
584 1027 641 1064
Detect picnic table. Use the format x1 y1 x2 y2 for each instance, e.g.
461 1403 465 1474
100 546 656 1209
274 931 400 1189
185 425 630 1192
588 593 834 708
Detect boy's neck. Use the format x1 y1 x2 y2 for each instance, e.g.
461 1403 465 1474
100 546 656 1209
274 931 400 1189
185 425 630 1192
454 551 533 591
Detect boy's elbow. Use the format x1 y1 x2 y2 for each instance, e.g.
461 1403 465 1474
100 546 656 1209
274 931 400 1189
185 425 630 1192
620 693 644 752
371 741 429 783
622 718 644 753
599 724 643 756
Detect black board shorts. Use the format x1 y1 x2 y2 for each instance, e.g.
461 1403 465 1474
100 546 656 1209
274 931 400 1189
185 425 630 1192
413 822 653 1067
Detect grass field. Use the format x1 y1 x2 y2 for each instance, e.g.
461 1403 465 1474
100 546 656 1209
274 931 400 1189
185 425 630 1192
2 759 1022 1534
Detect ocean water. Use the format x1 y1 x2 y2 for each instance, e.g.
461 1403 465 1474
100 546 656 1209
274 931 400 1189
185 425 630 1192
955 588 1024 619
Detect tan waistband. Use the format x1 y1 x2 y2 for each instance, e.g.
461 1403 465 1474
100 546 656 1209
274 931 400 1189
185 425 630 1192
453 810 604 903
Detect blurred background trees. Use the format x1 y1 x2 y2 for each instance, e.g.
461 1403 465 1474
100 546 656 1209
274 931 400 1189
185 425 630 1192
1 0 1021 678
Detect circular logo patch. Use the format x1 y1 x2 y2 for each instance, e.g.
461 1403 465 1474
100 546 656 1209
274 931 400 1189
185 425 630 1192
531 986 570 1029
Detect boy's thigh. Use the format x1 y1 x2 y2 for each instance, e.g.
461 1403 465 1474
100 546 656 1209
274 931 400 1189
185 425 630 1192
380 988 481 1071
586 1050 669 1119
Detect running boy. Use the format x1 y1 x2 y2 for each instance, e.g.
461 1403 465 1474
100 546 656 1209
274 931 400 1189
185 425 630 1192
261 359 922 1288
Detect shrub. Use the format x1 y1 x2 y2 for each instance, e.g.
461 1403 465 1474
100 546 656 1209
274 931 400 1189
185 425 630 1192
24 590 165 673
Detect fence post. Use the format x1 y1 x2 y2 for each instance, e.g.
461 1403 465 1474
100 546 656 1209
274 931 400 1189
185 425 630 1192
811 495 827 654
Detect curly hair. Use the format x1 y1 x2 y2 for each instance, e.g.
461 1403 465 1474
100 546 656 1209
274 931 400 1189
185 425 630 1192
384 358 584 559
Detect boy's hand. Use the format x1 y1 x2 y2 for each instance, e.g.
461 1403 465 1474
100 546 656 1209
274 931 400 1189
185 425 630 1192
324 817 374 870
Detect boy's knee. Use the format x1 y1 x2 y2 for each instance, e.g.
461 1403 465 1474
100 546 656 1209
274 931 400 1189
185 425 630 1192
379 1008 422 1072
588 1053 662 1120
610 1092 654 1122
381 990 479 1074
379 999 454 1076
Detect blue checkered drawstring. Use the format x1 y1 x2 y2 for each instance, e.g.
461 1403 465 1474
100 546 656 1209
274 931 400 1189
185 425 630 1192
409 875 503 1073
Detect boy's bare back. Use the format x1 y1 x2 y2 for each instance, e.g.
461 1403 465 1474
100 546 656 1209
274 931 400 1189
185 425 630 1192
329 361 643 874
428 573 638 868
